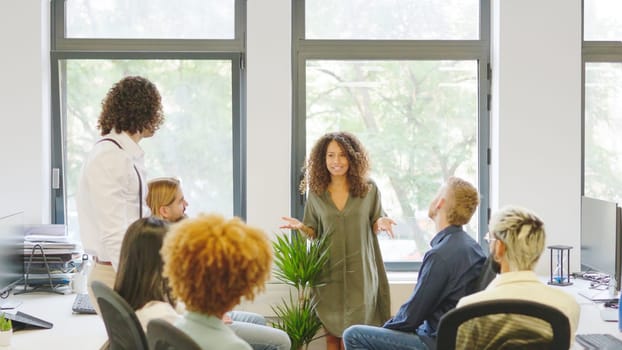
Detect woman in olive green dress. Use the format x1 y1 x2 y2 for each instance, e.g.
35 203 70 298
281 131 395 350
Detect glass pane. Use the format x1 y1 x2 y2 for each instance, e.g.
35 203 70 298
66 0 235 39
306 60 479 263
585 63 622 203
63 59 233 239
584 0 622 41
306 0 479 40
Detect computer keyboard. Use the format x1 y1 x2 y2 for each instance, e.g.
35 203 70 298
575 333 622 349
71 293 96 314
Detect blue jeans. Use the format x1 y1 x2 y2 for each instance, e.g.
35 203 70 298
343 325 431 350
229 311 291 350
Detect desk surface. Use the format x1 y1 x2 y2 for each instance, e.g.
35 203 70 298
546 277 621 349
5 291 106 350
2 278 621 349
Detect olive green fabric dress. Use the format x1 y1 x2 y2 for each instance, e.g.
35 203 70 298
303 180 391 337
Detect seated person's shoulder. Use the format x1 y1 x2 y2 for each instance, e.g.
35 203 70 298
456 290 486 308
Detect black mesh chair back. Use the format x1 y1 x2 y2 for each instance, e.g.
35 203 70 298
147 318 202 350
436 299 571 350
91 280 149 350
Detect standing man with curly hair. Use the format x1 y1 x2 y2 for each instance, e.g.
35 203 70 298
281 131 396 350
76 76 164 309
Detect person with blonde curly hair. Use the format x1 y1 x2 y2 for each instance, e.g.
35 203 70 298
162 214 276 350
343 177 486 350
77 75 164 309
115 216 290 350
146 177 188 223
280 131 395 350
145 178 289 349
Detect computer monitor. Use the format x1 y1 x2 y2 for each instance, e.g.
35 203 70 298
0 211 24 296
580 196 621 291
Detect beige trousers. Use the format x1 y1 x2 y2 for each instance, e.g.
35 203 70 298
87 262 116 315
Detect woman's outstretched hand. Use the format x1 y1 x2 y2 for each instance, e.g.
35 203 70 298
374 217 396 239
280 216 304 230
280 216 316 239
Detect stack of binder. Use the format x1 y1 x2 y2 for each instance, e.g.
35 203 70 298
21 224 83 294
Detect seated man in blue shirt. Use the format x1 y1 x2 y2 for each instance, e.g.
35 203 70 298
343 176 486 350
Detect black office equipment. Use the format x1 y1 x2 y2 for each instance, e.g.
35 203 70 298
437 299 570 350
147 318 201 350
92 281 148 350
5 311 53 330
580 197 622 292
575 333 622 349
0 212 25 297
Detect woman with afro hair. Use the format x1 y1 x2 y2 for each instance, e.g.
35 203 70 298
281 131 395 350
162 214 276 350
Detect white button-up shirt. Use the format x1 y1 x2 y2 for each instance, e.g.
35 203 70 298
76 131 148 270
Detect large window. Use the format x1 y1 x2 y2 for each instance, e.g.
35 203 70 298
293 0 491 269
583 0 622 203
50 0 246 239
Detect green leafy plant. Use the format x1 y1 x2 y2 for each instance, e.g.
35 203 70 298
0 313 12 332
271 231 330 350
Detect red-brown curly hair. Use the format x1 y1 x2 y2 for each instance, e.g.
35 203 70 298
161 214 272 317
97 76 164 136
300 131 370 197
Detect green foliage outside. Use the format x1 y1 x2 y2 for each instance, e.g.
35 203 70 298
63 59 235 237
584 63 622 203
306 60 479 257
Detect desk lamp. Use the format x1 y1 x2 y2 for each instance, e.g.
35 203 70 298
547 245 573 286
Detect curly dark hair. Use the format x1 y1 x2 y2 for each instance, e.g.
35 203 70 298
97 76 164 136
300 131 370 197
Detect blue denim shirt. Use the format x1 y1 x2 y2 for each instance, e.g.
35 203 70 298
383 225 486 337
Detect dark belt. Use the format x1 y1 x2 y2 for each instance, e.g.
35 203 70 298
94 256 112 266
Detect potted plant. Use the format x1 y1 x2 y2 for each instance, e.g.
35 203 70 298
0 313 12 347
271 230 330 350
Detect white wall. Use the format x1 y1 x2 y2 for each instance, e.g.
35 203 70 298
246 0 292 236
491 0 582 275
0 1 50 223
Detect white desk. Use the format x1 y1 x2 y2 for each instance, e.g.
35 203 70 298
546 277 621 349
2 278 621 350
4 291 106 350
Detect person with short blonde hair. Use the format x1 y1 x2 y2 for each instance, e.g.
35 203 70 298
444 177 480 226
161 214 274 350
343 176 486 350
146 177 188 222
456 206 580 346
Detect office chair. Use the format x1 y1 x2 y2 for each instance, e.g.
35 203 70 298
436 299 571 350
91 280 149 350
147 318 202 350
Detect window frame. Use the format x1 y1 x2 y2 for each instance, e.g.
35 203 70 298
291 0 492 271
581 2 622 200
49 0 248 224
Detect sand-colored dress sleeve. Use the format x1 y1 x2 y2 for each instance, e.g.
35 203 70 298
303 180 391 336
